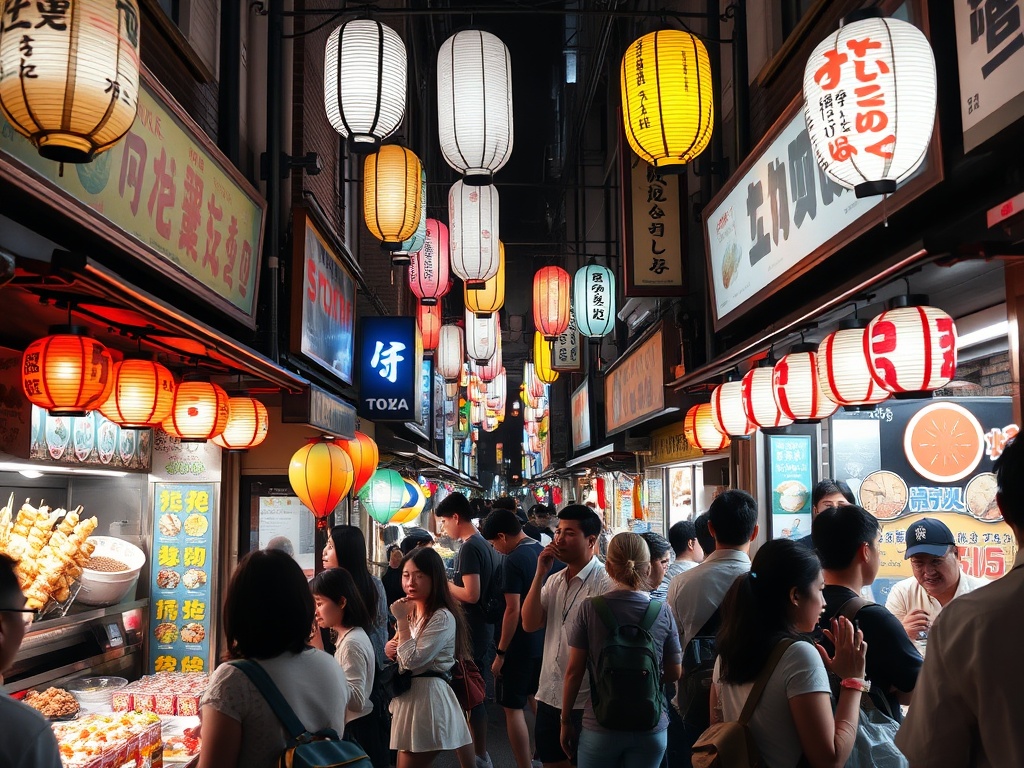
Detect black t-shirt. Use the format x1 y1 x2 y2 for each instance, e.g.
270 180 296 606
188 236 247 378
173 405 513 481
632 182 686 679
381 565 404 608
501 537 549 660
454 533 501 624
816 585 923 721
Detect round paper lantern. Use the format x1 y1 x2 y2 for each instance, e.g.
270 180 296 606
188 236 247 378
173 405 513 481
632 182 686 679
364 145 423 251
573 264 616 338
22 327 114 417
865 297 957 395
802 9 936 197
772 345 840 422
449 181 500 288
817 319 890 408
471 337 502 383
391 170 428 266
324 19 407 153
409 219 451 306
0 0 141 163
338 431 379 494
289 439 354 526
99 358 175 428
684 403 731 452
358 468 407 524
466 309 499 365
417 303 442 354
533 266 571 340
741 363 793 430
620 29 713 173
465 241 505 318
161 380 231 442
392 479 425 524
437 325 465 381
533 332 559 384
212 397 270 451
437 30 513 185
711 382 755 437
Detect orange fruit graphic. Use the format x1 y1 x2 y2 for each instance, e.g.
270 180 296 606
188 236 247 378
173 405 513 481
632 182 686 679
903 402 984 483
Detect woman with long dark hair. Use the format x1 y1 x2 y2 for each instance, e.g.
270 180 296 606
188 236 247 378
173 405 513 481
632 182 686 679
384 547 475 768
324 525 389 666
712 539 867 768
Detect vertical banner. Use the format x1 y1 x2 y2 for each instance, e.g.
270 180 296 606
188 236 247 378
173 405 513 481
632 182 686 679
150 483 216 674
767 434 814 540
552 308 582 371
621 148 686 296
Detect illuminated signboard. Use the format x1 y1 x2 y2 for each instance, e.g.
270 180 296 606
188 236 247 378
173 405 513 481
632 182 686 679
358 317 422 421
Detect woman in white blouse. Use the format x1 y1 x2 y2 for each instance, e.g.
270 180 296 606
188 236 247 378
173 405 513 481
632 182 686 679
384 547 475 768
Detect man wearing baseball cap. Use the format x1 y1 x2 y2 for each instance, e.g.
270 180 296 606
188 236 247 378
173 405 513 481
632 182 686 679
884 517 989 641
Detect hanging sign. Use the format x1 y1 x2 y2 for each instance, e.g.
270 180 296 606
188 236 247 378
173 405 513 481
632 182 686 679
604 327 666 434
552 308 582 371
358 317 422 421
571 379 592 452
766 434 814 541
281 384 356 439
621 151 685 296
649 421 702 466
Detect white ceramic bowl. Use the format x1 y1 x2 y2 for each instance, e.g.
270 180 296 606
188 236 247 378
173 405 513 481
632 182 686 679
77 536 146 606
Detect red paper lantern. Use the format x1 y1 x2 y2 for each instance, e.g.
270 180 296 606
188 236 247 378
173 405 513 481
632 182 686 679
710 382 755 437
532 266 571 340
417 303 442 353
338 431 379 494
817 319 890 408
289 438 354 526
212 397 270 451
772 345 839 422
865 297 957 396
409 219 451 306
684 403 731 452
742 363 794 429
99 358 176 428
161 380 231 442
22 326 114 416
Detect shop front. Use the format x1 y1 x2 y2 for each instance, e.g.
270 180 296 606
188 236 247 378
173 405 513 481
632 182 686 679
645 421 722 531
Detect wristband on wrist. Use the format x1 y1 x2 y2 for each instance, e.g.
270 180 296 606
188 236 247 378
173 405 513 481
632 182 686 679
840 677 871 693
495 648 506 656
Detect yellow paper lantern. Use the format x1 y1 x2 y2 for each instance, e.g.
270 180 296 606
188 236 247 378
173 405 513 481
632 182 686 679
464 241 505 318
363 145 423 250
289 439 354 526
533 332 559 384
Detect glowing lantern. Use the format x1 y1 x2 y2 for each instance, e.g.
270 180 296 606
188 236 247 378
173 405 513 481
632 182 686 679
364 145 423 250
487 370 507 412
417 303 442 353
533 332 559 384
741 363 793 430
409 219 451 306
471 337 502 383
0 0 141 163
289 439 354 527
99 358 175 428
533 267 571 340
324 19 407 153
465 241 505 318
213 397 270 451
391 171 428 266
161 380 231 442
524 362 545 400
817 319 890 408
803 10 936 197
466 309 498 365
772 345 839 422
449 181 500 288
21 327 114 416
470 400 485 425
358 468 407 524
437 325 465 381
437 30 513 185
392 479 425 524
620 30 713 172
573 264 616 337
865 297 957 395
684 403 731 452
338 430 379 494
710 382 755 437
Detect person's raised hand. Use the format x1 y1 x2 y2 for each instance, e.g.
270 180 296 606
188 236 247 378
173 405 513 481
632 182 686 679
817 616 867 681
390 597 413 622
901 608 931 638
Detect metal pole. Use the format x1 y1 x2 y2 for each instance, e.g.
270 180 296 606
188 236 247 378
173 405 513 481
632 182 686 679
265 0 284 363
732 1 751 162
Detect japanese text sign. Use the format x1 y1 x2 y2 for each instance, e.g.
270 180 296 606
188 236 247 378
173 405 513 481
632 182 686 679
149 483 216 674
358 317 422 421
552 308 582 371
0 74 265 324
571 379 592 452
622 152 685 296
649 421 702 466
604 328 666 434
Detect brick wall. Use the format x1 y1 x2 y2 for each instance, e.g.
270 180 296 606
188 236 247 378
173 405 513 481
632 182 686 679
939 352 1015 397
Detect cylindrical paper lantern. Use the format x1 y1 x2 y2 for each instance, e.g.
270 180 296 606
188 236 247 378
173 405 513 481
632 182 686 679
437 325 465 381
161 380 231 442
417 303 442 353
573 264 616 338
466 309 498 364
741 363 793 430
803 9 936 197
533 332 559 384
391 170 428 266
865 297 957 395
772 345 840 422
358 468 407 524
524 362 545 400
22 327 114 416
364 145 422 250
324 19 407 153
212 397 270 451
817 319 891 408
444 381 460 399
471 339 502 383
449 181 500 288
290 439 354 525
465 241 505 318
99 358 176 428
409 219 451 306
339 431 379 494
710 381 756 437
684 403 731 452
437 30 513 185
620 29 713 173
533 266 571 340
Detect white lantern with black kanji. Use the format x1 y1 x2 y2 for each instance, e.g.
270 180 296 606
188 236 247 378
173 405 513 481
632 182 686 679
465 308 498 364
436 325 464 382
573 264 616 338
711 381 756 437
742 363 793 429
865 296 957 396
817 319 890 408
772 344 839 422
449 181 500 288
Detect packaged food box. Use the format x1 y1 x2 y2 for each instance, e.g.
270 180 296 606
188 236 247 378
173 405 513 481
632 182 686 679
52 711 162 768
112 673 208 716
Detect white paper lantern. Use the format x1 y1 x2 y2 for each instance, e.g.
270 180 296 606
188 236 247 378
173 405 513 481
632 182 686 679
465 309 498 364
684 404 730 452
803 10 936 198
742 364 794 429
471 337 503 383
324 19 407 153
817 320 890 408
391 171 427 265
437 30 513 185
865 297 957 395
486 369 507 411
523 362 545 401
436 325 465 382
772 345 840 422
409 219 451 306
449 181 500 288
711 382 756 437
444 381 460 399
573 264 616 338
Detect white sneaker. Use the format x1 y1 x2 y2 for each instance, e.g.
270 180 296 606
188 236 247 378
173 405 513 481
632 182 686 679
475 754 493 768
532 761 543 768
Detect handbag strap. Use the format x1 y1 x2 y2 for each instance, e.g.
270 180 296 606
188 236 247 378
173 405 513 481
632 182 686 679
737 639 795 726
231 659 310 742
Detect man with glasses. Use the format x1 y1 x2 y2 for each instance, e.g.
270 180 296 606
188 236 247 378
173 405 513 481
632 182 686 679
0 553 62 767
795 479 855 550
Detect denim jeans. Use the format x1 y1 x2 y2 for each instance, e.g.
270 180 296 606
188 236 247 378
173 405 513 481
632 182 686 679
576 728 668 768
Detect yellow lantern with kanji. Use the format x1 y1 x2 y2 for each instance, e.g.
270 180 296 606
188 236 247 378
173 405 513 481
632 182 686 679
465 241 505 318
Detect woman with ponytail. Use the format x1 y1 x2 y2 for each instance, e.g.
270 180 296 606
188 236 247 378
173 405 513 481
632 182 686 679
712 538 867 768
559 532 682 768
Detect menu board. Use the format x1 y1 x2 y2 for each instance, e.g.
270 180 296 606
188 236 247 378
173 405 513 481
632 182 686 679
766 434 814 541
149 483 215 674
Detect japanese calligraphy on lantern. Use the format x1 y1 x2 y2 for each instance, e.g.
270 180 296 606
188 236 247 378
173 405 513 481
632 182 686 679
149 483 215 674
623 152 685 296
552 308 582 372
955 0 1024 152
604 329 666 434
0 74 265 324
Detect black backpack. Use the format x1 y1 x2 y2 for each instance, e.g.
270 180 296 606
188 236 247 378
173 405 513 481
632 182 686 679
482 546 506 624
588 596 664 731
679 607 722 733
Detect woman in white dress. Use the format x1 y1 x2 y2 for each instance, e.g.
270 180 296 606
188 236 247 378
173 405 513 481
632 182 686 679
385 547 475 768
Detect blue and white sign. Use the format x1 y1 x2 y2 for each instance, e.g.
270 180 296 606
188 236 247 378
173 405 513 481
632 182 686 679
358 317 422 421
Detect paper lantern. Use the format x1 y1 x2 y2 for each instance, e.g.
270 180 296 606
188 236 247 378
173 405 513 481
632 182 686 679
741 364 793 430
392 479 425 524
772 345 840 422
817 319 891 408
684 403 731 452
865 297 957 395
533 332 559 384
620 29 713 173
437 30 513 185
324 19 407 153
437 325 465 381
409 219 451 306
212 397 270 451
524 362 545 400
98 358 175 428
710 382 755 437
444 381 460 399
465 241 505 318
486 369 507 412
161 380 231 442
573 264 616 338
417 303 442 354
803 9 936 197
289 439 354 525
338 431 379 494
22 327 114 417
358 468 407 524
364 145 423 250
533 267 571 340
0 0 141 163
391 170 428 266
471 336 502 383
466 309 499 365
470 400 485 425
449 181 500 288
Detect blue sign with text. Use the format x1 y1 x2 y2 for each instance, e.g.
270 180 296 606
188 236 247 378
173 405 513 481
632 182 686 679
358 317 421 421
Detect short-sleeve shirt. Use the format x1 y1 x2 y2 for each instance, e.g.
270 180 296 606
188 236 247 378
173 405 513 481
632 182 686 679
567 590 682 733
501 537 548 660
335 626 376 722
0 695 62 768
884 571 989 624
454 532 500 627
714 641 831 768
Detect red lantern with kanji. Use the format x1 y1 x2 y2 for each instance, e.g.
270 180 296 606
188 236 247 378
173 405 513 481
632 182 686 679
817 319 890 408
289 438 354 527
417 303 442 353
772 344 839 422
864 297 957 396
684 403 731 452
532 266 571 340
338 431 379 494
711 381 755 437
22 327 114 416
742 363 793 430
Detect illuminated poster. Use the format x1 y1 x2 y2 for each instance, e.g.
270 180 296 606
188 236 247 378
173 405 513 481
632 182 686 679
766 435 814 541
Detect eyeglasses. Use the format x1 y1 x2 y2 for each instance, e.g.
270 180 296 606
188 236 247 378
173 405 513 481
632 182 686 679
0 607 37 626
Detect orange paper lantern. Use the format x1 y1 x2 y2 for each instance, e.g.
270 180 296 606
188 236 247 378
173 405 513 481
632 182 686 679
338 431 379 494
417 303 442 353
684 403 731 452
161 380 230 442
289 438 354 525
99 358 176 428
532 266 571 340
213 397 270 451
22 326 114 416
